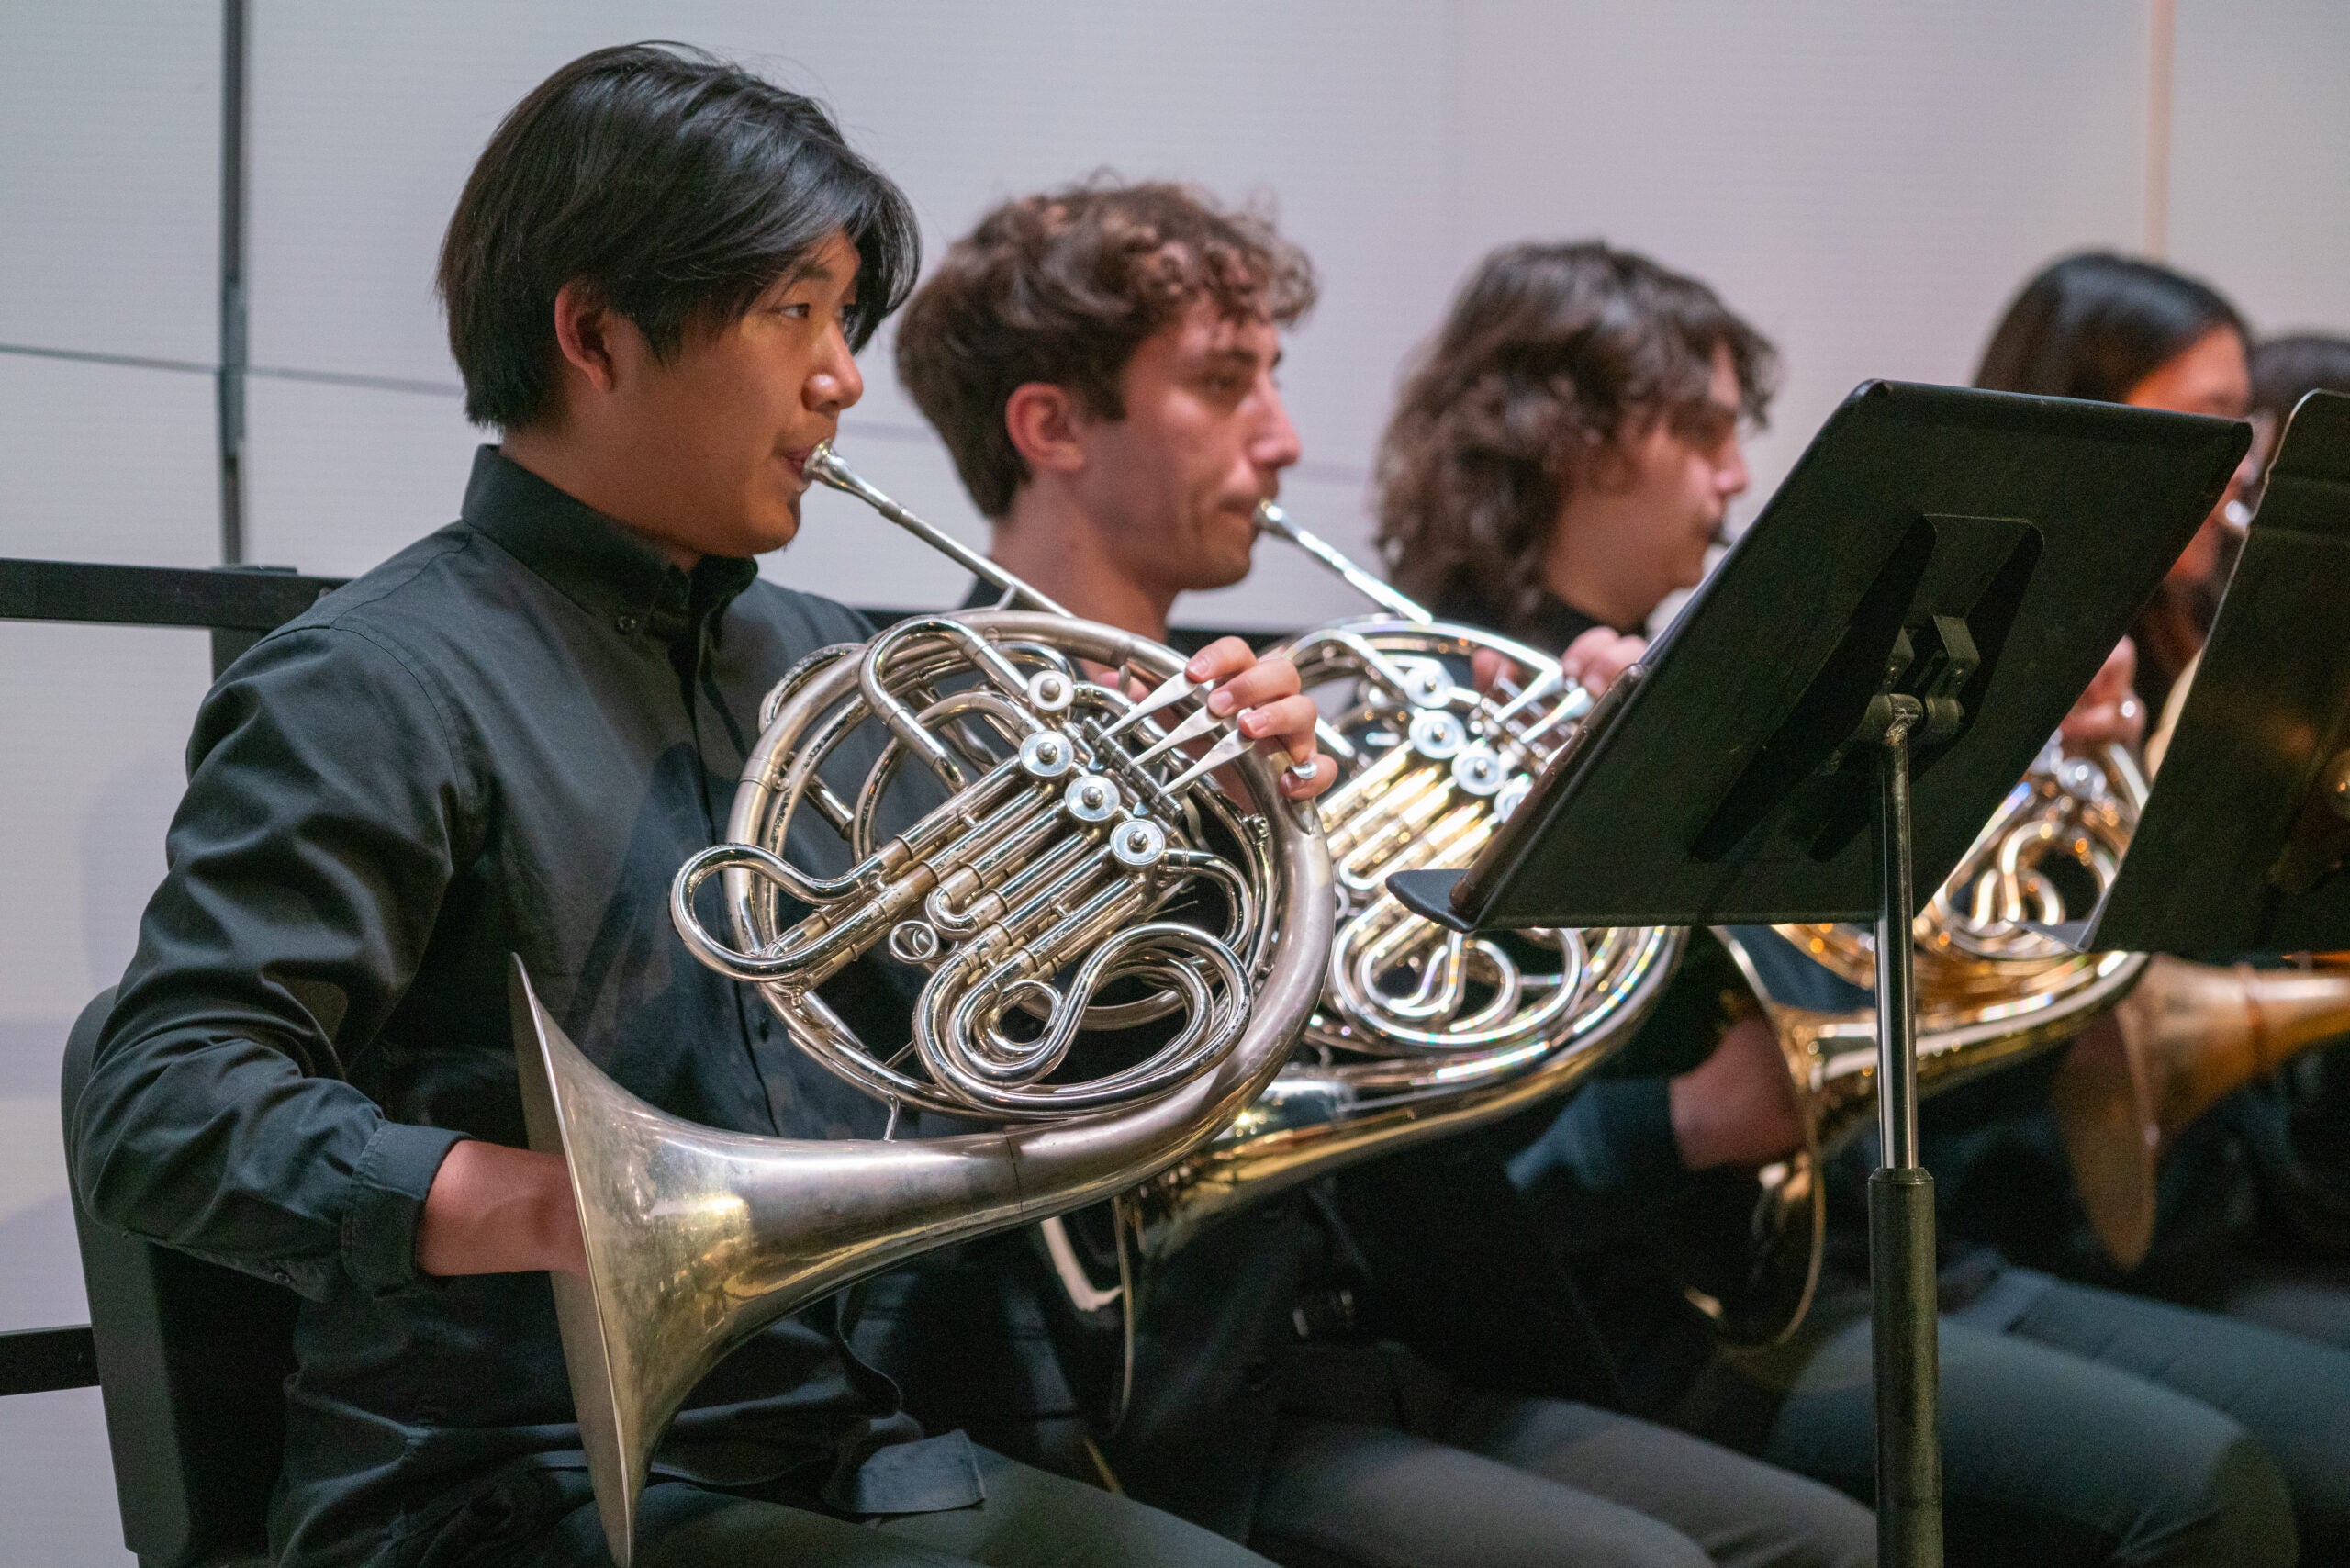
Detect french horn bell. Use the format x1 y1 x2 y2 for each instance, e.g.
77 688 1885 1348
514 445 1334 1565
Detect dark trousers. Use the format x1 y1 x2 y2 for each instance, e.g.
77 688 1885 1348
509 1444 1276 1568
1709 1267 2316 1568
1256 1341 1875 1568
2218 1252 2350 1347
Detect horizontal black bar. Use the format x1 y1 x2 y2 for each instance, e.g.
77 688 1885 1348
0 566 1286 650
0 1325 98 1396
0 557 344 634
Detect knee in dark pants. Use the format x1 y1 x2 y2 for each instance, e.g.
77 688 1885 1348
2132 1430 2296 1568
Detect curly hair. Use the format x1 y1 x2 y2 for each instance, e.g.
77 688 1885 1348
1373 241 1774 641
896 175 1317 517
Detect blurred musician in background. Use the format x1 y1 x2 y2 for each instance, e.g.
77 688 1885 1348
1369 240 2350 1566
1952 293 2350 1363
1935 268 2350 1340
874 176 1879 1568
1971 253 2255 721
2246 332 2350 515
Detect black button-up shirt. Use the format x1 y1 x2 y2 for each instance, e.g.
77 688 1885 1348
69 448 976 1568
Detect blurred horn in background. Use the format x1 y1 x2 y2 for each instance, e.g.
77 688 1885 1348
2053 956 2350 1271
1703 742 2152 1344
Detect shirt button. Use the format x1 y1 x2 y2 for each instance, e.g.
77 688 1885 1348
616 613 641 635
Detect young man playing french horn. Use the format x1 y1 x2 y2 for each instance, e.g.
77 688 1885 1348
1375 238 2342 1568
67 47 1332 1568
874 174 1878 1568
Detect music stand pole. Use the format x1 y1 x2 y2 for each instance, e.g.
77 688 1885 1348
1869 700 1942 1567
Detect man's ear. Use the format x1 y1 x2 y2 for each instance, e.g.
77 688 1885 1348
550 279 626 397
1003 382 1090 476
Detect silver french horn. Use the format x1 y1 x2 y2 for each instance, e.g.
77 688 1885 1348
513 443 1334 1565
1054 505 1684 1298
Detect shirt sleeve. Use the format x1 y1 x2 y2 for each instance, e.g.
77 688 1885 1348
68 623 476 1301
1505 1077 1688 1239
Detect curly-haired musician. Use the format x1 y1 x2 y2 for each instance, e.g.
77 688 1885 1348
1375 238 2350 1566
65 46 1332 1568
880 175 1878 1568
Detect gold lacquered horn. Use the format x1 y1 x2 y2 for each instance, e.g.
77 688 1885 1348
2051 954 2350 1270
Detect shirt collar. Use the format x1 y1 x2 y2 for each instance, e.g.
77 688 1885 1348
1526 591 1639 651
459 446 759 645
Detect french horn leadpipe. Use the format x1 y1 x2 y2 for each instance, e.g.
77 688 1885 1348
515 444 1333 1565
1055 507 1684 1284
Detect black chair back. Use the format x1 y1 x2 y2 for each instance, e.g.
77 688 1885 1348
62 989 294 1568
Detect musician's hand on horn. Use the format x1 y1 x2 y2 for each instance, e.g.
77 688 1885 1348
1468 627 1646 701
1189 636 1335 800
1669 1015 1806 1171
1561 627 1647 699
2058 637 2144 758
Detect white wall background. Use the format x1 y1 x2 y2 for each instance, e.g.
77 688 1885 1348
3 3 2345 1562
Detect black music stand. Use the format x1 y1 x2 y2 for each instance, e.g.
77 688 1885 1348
2040 390 2350 958
1390 380 2248 1568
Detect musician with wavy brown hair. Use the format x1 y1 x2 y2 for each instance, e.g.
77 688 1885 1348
896 175 1316 643
882 178 1882 1568
1378 241 1774 651
1365 238 2350 1567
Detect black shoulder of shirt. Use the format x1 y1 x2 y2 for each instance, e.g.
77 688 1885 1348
1427 585 1628 657
736 572 880 647
235 519 878 678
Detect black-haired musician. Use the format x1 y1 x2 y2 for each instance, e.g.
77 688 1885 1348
67 45 1329 1568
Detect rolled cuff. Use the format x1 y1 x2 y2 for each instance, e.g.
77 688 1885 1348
341 1122 467 1294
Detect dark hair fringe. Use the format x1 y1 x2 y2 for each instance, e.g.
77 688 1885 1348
1972 252 2246 403
895 174 1317 518
438 42 920 430
1372 241 1775 641
1974 252 2252 722
2250 332 2350 424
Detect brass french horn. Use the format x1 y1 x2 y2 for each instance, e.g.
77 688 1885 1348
1192 510 2148 1347
1085 506 1684 1278
1702 742 2151 1341
2047 677 2350 1271
514 444 1334 1565
2052 955 2350 1270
